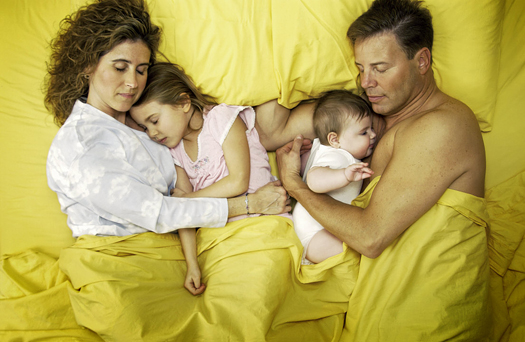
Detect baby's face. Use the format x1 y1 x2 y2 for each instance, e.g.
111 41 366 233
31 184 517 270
336 116 376 159
129 101 190 149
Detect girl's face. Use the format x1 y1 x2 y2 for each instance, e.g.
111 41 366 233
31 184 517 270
334 115 376 159
86 40 151 121
129 100 194 149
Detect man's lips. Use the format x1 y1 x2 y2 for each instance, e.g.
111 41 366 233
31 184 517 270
367 95 383 103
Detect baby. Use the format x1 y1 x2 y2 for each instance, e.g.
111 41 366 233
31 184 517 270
293 90 376 264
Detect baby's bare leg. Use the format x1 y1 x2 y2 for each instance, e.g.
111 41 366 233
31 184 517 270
305 229 344 264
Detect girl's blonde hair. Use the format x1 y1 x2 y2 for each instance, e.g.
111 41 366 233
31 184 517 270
133 62 216 112
44 0 162 126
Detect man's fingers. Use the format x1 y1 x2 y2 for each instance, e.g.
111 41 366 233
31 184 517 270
292 135 304 154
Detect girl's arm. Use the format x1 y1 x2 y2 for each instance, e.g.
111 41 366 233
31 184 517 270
175 165 193 194
182 117 250 199
307 163 373 193
179 228 206 295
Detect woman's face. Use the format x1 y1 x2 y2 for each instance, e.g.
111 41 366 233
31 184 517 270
86 40 151 121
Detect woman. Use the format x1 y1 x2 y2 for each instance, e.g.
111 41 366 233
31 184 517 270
45 0 290 239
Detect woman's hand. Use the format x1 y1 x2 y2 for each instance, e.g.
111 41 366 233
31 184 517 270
248 180 291 215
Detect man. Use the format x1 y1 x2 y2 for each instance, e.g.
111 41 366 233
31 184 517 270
276 0 490 340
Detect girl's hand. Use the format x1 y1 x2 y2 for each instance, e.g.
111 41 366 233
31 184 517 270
249 180 291 215
344 163 374 182
184 265 206 296
171 188 187 197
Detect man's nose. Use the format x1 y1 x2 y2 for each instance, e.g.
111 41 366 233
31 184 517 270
360 71 376 88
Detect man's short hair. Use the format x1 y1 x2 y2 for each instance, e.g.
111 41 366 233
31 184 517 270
313 90 372 146
347 0 433 60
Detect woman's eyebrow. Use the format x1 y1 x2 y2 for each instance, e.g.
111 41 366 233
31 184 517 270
111 58 150 67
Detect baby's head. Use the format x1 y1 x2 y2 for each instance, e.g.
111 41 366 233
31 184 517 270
129 62 215 147
313 90 376 159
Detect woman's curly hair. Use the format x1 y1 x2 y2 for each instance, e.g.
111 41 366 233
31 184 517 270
44 0 162 126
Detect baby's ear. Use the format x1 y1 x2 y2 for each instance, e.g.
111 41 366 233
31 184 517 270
327 132 339 148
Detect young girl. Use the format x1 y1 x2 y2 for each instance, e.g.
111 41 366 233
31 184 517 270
129 62 290 295
293 90 376 264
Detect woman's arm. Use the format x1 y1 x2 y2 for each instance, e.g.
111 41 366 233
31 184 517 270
227 180 291 216
182 117 250 199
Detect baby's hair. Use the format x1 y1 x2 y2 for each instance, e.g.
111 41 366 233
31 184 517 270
133 62 216 112
313 90 372 146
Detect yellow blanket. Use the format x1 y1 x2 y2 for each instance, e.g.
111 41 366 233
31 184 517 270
342 177 491 341
1 216 360 341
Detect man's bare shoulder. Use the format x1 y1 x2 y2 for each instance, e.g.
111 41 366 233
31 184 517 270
401 94 479 137
394 94 485 196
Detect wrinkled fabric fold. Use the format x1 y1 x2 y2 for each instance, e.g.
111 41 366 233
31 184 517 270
1 216 359 341
342 176 491 342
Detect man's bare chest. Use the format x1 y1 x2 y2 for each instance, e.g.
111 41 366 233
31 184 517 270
368 128 397 182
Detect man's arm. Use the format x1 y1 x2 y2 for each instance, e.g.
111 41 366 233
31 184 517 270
277 108 484 258
255 100 316 151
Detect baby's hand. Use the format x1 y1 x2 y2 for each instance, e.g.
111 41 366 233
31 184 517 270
344 162 374 182
184 265 206 296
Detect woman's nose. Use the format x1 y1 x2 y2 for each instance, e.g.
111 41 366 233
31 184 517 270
126 71 138 89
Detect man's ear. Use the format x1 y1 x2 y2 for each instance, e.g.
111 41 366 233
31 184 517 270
327 132 340 148
416 47 432 74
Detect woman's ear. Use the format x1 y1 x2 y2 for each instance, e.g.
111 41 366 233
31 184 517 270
327 132 340 148
82 66 94 80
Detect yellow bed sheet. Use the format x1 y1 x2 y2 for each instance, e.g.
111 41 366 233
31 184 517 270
1 216 360 341
343 177 491 341
1 0 525 341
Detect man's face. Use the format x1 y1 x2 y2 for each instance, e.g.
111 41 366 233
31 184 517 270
354 32 420 116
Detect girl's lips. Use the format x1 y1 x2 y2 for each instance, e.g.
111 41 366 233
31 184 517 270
158 137 167 144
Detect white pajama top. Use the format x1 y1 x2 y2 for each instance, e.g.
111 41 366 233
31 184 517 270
46 100 228 237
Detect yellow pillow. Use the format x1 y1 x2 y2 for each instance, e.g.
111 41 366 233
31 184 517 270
151 0 501 131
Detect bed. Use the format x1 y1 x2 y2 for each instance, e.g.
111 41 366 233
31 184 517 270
1 0 524 341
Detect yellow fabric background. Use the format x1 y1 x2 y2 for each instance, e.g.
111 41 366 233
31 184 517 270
1 0 524 341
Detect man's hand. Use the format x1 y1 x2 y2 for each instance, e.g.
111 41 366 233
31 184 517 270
276 135 310 197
